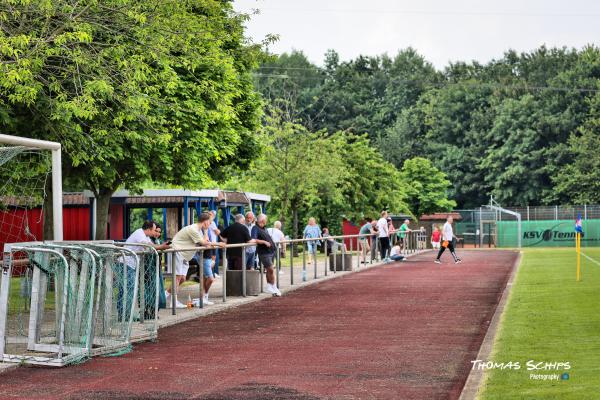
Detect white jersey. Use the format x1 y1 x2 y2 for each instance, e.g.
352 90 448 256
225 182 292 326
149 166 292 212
376 218 388 238
442 222 454 241
124 228 152 268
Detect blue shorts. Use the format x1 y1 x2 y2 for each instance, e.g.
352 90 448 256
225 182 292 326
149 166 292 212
203 258 214 279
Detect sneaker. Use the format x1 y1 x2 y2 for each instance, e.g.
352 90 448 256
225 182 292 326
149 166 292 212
175 300 187 309
455 259 462 264
265 284 277 294
434 259 441 264
213 273 220 279
265 284 282 296
203 295 214 305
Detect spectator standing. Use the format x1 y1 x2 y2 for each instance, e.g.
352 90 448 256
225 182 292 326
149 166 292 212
303 217 321 265
388 217 397 246
122 221 170 318
267 220 286 258
255 214 282 296
431 225 441 250
169 213 220 308
208 210 221 278
418 226 427 250
359 219 376 261
220 214 254 270
150 224 169 310
245 212 258 270
398 219 412 252
376 211 390 261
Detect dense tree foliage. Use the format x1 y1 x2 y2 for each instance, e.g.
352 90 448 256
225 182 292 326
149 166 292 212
553 92 600 204
399 157 456 217
257 46 600 208
227 111 412 236
0 0 265 238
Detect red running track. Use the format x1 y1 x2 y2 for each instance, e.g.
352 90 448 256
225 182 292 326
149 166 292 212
0 250 518 400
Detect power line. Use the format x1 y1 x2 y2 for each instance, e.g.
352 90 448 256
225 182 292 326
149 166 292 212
246 7 600 18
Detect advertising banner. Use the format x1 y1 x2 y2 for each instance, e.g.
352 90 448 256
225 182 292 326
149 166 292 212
497 220 600 248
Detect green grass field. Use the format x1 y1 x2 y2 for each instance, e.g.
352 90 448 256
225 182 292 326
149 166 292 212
479 247 600 399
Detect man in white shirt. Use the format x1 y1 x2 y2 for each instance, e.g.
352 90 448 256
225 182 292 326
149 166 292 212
121 221 170 320
376 210 391 261
434 216 462 264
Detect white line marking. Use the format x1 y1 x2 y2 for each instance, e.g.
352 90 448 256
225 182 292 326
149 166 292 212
581 252 600 267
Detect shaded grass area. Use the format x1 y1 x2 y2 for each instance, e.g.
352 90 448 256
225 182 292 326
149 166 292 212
7 276 56 315
479 248 600 399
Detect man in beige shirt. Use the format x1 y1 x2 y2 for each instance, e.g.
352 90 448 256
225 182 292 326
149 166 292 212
168 212 223 308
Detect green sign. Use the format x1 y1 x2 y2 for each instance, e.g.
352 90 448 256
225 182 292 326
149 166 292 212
497 220 600 248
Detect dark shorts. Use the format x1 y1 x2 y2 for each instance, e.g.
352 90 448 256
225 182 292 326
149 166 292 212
258 254 274 269
227 256 243 271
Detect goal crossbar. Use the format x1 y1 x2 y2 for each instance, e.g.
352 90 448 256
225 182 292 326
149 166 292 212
0 134 62 241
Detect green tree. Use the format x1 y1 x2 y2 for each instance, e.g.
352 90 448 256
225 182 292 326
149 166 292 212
399 157 456 216
239 113 346 238
553 93 600 204
0 0 265 238
311 133 410 229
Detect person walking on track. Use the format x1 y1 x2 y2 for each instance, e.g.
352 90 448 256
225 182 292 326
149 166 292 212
434 215 461 264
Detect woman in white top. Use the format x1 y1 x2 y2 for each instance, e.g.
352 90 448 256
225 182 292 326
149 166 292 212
267 220 286 258
434 216 461 264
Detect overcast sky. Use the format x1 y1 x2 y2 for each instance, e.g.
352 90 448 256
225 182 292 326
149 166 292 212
233 0 600 69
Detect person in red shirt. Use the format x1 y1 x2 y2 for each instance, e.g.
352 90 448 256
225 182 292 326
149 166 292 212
431 225 442 250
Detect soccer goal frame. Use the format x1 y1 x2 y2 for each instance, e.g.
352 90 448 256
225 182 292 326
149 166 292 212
0 244 97 366
0 134 63 241
481 197 522 249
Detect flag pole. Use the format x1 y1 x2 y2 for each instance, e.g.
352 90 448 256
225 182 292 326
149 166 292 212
576 232 581 282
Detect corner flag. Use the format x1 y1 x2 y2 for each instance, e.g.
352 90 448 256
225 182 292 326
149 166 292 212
575 213 583 233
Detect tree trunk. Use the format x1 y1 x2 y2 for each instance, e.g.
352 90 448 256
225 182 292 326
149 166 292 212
42 177 54 240
95 189 114 240
292 205 299 240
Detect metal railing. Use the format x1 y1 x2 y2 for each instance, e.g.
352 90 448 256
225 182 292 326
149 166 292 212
156 230 427 315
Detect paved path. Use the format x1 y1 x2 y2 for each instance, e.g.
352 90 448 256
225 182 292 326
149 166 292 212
0 250 518 400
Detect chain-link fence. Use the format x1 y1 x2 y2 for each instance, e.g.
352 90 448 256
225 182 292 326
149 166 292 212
454 205 600 248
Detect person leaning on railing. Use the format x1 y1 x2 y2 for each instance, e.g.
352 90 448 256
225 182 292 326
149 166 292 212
169 213 224 308
220 213 256 270
358 218 376 259
208 210 221 278
398 219 412 252
255 214 282 296
122 220 171 319
245 212 258 270
150 224 169 310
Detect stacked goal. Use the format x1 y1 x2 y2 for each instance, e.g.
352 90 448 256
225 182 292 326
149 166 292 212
0 135 145 366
